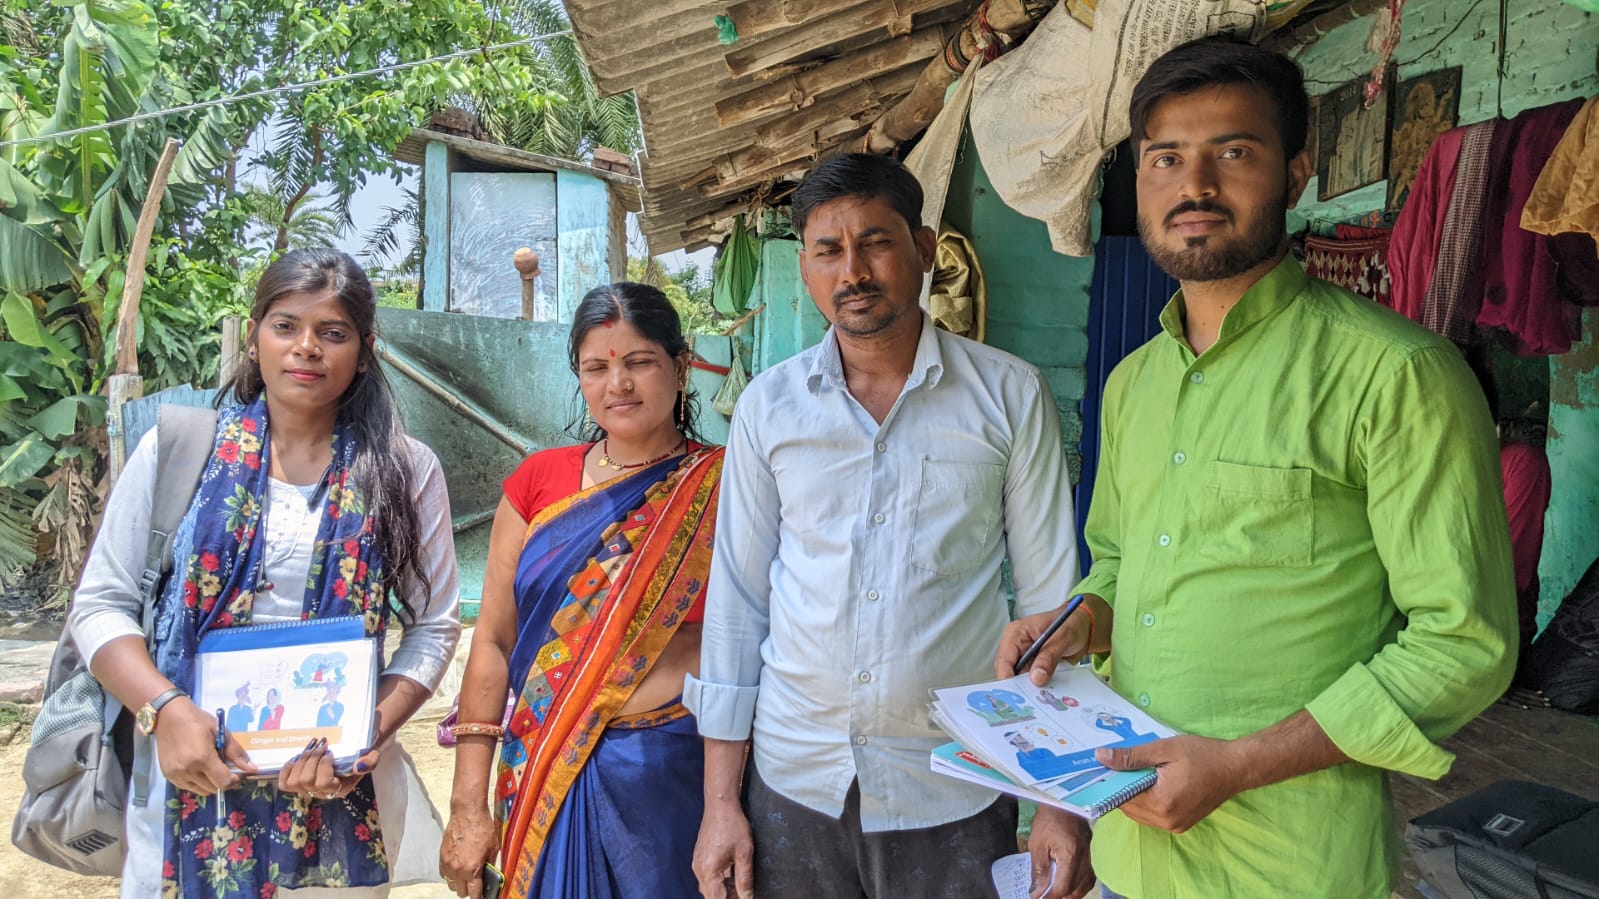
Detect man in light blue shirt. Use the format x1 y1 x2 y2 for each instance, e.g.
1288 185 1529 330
686 153 1090 899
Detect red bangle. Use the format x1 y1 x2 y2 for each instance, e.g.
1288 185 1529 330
449 722 505 739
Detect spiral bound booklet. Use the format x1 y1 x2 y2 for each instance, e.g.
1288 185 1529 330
196 615 378 774
928 666 1174 820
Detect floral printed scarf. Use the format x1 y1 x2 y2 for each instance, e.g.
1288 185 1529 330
149 399 390 898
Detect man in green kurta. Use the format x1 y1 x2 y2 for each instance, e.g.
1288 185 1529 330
994 37 1518 899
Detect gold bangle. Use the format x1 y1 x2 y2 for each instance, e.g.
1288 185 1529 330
449 722 505 739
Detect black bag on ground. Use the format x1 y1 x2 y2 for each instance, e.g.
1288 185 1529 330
1525 557 1599 715
1405 779 1599 899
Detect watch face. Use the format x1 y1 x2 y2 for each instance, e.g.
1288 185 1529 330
137 706 156 736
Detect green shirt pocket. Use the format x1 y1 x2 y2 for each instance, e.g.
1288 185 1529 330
1197 460 1315 567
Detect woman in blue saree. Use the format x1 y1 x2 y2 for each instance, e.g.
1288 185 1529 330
441 283 722 899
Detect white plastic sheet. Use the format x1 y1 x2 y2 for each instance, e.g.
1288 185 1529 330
969 0 1267 256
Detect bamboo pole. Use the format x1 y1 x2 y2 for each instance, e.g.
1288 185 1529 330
107 138 180 486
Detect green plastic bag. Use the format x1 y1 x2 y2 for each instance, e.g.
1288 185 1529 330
712 215 760 316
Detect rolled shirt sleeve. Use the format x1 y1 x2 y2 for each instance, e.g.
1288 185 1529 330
684 399 777 741
1306 346 1518 779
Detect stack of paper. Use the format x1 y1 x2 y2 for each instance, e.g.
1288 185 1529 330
928 666 1175 820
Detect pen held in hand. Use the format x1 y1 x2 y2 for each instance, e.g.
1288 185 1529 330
215 708 226 755
1014 594 1085 676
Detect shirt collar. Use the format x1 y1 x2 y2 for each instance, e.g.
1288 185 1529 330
1158 254 1310 348
806 311 944 395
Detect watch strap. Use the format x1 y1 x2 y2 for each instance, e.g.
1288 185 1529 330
146 686 187 716
131 687 186 808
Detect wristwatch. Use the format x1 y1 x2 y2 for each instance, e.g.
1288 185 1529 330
136 687 188 736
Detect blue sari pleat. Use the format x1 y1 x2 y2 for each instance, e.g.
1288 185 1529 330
529 714 705 899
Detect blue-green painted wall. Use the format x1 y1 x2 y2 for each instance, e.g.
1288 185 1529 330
555 172 617 322
421 142 452 313
751 239 827 373
943 134 1095 479
1541 307 1599 628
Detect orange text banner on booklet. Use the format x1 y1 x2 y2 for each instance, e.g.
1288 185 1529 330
195 615 378 775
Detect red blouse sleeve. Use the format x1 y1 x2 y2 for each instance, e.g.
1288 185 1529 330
501 445 589 521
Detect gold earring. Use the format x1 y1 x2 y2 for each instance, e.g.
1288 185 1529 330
678 388 687 424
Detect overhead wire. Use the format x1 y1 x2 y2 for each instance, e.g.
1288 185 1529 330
0 31 572 149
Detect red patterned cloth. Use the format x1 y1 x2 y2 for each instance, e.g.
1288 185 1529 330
1304 230 1393 305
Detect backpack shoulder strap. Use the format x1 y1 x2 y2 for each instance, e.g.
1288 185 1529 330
130 403 217 808
140 404 218 603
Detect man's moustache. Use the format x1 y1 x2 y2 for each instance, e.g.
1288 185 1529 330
834 286 882 306
1165 200 1233 226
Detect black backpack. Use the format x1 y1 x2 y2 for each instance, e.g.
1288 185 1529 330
1405 779 1599 899
1524 558 1599 715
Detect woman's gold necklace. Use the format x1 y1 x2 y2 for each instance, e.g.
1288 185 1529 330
596 436 685 471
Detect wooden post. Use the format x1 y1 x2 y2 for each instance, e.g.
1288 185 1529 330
106 137 179 486
514 247 541 320
218 315 243 387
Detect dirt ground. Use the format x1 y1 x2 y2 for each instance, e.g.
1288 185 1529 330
0 696 460 898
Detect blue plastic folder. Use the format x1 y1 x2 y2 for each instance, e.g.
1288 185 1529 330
197 615 378 774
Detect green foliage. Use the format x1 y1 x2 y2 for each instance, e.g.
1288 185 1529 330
376 280 418 309
0 0 646 601
628 257 722 335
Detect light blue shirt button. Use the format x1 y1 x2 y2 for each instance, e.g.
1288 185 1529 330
859 671 872 683
855 735 868 745
1138 693 1151 708
1190 372 1205 384
1173 452 1186 464
876 442 887 453
1142 613 1155 627
867 590 880 601
1158 534 1172 547
873 513 886 524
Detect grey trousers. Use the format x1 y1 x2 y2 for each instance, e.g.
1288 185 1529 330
743 763 1018 899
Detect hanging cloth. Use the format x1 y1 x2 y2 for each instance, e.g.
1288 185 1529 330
1521 96 1599 242
711 215 760 316
1475 98 1591 355
927 225 988 341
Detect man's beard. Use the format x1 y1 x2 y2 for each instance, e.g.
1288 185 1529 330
832 283 902 337
1138 192 1288 283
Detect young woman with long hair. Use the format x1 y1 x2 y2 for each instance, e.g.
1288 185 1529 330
69 248 461 897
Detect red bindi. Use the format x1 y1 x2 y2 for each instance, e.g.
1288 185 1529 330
609 348 616 357
602 321 615 329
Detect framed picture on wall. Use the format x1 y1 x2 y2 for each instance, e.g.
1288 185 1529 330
1316 75 1392 202
1386 67 1462 212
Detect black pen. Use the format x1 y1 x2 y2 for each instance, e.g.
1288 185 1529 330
1014 594 1086 676
215 709 228 821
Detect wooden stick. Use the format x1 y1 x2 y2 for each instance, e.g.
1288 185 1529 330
114 138 180 376
721 302 766 337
